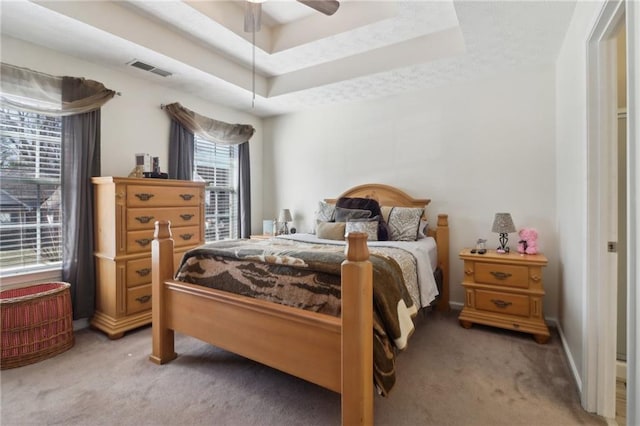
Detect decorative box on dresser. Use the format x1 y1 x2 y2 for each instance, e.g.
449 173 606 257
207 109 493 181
91 177 205 339
458 249 550 344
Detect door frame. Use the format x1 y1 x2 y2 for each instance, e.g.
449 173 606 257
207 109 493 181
585 0 639 423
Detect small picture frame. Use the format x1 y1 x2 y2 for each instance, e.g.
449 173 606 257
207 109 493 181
263 220 274 236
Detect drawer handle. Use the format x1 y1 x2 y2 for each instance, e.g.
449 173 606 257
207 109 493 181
135 238 152 247
180 233 194 241
491 299 512 309
135 268 151 277
180 214 194 221
490 271 512 280
135 215 154 224
179 193 194 201
135 295 151 304
135 193 155 201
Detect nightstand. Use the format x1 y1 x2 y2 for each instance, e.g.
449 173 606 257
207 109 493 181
458 249 550 344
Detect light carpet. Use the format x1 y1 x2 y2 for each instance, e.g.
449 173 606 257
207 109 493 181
1 310 606 425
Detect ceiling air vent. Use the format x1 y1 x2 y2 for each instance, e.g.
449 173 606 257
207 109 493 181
128 60 172 77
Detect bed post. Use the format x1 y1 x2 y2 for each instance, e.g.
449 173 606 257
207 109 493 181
149 220 177 365
341 232 373 426
435 214 450 312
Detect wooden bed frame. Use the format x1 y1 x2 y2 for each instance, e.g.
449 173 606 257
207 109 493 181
149 184 449 425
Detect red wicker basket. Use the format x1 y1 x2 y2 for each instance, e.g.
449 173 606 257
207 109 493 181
1 282 74 369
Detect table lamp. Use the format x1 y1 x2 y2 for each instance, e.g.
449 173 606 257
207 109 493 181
492 213 516 253
278 209 292 235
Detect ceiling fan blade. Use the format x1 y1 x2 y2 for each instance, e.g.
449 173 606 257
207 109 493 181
297 0 340 16
244 1 262 33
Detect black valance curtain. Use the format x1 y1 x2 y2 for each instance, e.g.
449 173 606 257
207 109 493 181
1 62 115 319
163 102 254 238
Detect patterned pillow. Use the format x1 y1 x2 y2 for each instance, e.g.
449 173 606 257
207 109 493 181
315 201 335 222
345 220 378 241
316 221 346 240
387 207 424 241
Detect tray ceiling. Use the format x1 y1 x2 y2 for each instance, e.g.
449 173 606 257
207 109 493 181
0 0 576 117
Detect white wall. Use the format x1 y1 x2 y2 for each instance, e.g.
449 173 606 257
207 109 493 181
0 36 265 233
554 0 605 392
264 66 559 315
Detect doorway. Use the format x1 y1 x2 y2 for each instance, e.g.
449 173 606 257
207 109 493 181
585 1 638 424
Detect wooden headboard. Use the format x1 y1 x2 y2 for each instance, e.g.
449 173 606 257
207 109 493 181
325 183 430 210
325 183 450 311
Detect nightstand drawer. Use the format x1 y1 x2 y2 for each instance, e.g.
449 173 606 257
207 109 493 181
475 262 528 288
475 289 530 317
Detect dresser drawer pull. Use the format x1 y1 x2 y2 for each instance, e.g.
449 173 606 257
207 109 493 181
135 268 151 277
134 193 155 201
135 295 151 304
180 233 194 241
491 299 512 308
135 215 154 224
490 271 512 280
179 193 194 201
135 238 152 247
180 214 194 221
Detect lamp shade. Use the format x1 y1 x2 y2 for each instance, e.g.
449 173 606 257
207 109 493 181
491 213 516 234
278 209 292 223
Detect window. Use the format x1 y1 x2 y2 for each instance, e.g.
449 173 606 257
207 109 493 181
194 136 238 242
0 106 62 275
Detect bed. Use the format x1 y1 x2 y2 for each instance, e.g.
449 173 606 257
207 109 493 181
149 183 449 425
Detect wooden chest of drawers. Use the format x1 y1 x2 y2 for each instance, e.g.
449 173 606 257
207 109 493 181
91 177 205 339
458 249 550 343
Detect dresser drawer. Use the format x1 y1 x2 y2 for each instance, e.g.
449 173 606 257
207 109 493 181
126 252 192 287
127 258 152 287
126 226 202 254
127 207 200 230
127 284 152 315
474 262 529 288
127 185 201 208
475 289 530 317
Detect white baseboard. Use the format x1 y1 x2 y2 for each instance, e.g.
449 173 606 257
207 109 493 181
555 320 583 393
449 301 464 310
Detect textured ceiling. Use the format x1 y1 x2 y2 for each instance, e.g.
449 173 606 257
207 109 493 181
0 0 576 117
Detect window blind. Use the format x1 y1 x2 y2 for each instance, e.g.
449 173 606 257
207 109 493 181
0 106 62 274
194 136 238 241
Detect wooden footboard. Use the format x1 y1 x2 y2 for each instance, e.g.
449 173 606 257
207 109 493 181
149 220 374 425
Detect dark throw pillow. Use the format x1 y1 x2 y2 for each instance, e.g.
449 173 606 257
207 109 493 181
336 197 389 241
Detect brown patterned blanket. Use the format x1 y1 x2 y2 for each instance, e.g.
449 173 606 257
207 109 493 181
174 238 418 396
